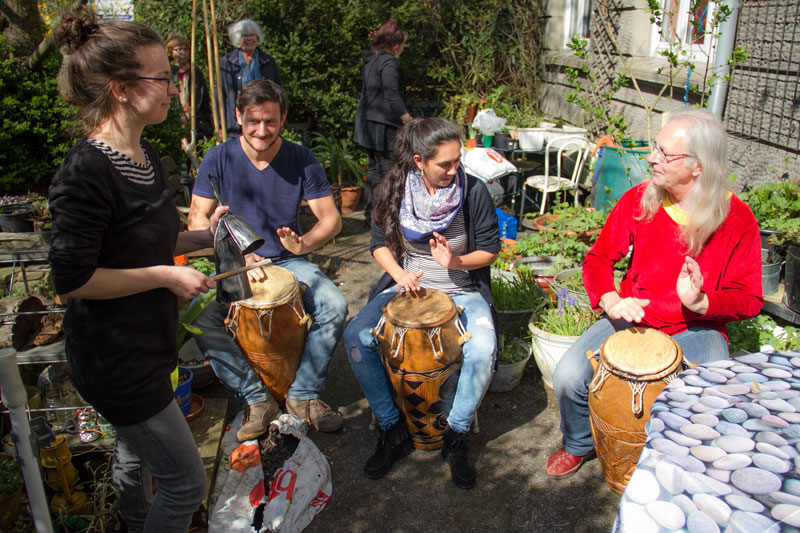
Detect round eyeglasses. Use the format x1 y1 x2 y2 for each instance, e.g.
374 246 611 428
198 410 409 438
649 140 693 164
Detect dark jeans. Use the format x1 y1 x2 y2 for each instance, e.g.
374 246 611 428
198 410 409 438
364 149 393 225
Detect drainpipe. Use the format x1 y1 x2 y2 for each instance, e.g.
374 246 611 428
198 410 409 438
707 0 741 117
0 348 54 533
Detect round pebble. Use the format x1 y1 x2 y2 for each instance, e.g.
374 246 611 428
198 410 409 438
721 408 748 424
770 491 800 506
692 493 731 525
730 467 783 494
669 391 694 403
647 417 665 433
665 430 703 447
777 390 800 399
656 460 685 494
685 375 714 387
670 400 695 410
688 472 732 496
736 353 769 364
714 435 755 453
707 366 735 378
681 424 721 440
760 398 796 412
764 367 792 379
752 453 791 473
700 370 728 384
756 431 788 446
626 469 661 504
673 408 694 418
719 384 751 396
743 419 776 431
712 453 752 470
715 421 750 436
672 493 698 516
705 467 731 484
792 357 800 368
684 368 699 374
646 501 686 530
659 412 690 430
691 413 720 427
690 445 726 462
781 412 800 424
780 445 799 458
668 377 686 389
784 478 800 497
691 403 714 413
758 391 779 400
756 441 791 459
683 386 705 395
699 396 730 409
763 414 790 428
738 372 769 383
669 454 707 473
652 437 690 458
725 493 765 513
706 359 735 368
619 502 659 533
738 402 769 418
727 511 779 533
790 398 800 411
772 504 800 527
731 364 757 373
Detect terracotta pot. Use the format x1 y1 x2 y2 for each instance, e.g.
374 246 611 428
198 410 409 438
339 186 363 214
466 138 478 150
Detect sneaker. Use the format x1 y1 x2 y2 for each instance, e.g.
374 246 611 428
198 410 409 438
236 398 281 442
364 419 413 479
441 425 476 489
545 448 596 479
285 397 343 432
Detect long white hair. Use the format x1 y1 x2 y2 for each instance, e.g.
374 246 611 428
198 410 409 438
638 109 730 256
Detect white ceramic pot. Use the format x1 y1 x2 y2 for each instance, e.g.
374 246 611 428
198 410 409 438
516 127 546 151
528 323 579 390
489 341 532 392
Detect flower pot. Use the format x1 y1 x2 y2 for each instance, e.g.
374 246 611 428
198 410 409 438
175 366 193 417
529 212 602 244
339 186 363 214
762 249 782 296
591 142 650 212
482 135 494 147
493 132 511 150
528 323 579 389
516 127 546 151
497 307 537 339
466 138 478 150
548 267 591 311
785 241 800 312
760 228 782 254
0 204 34 232
489 341 532 392
513 256 559 303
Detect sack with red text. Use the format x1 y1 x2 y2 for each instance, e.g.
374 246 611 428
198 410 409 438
252 414 332 532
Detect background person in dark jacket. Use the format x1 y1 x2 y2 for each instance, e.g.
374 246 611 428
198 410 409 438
220 19 281 137
166 34 213 139
354 21 412 227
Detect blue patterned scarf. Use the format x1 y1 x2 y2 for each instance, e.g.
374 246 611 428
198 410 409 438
239 50 261 88
399 167 466 243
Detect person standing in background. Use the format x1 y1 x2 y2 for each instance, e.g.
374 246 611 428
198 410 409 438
220 19 281 137
166 33 213 140
354 21 412 227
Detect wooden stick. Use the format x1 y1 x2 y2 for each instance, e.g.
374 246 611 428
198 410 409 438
201 0 220 138
209 0 226 142
210 258 272 281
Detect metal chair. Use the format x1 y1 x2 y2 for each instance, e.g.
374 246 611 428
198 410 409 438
518 135 591 217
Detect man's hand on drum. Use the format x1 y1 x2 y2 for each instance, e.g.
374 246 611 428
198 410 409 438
429 232 455 269
600 291 650 323
277 226 305 256
677 255 709 315
393 269 424 293
166 265 215 298
245 253 268 282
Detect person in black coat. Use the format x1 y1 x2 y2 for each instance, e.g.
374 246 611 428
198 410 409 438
220 19 281 137
354 21 412 226
165 34 213 139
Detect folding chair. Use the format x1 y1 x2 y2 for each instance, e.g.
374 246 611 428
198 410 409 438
518 135 592 217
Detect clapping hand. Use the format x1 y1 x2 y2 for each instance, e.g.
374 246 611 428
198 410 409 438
429 232 454 268
277 226 304 256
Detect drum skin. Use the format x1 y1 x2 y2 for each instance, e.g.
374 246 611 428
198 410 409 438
377 289 465 450
225 265 309 406
587 327 682 495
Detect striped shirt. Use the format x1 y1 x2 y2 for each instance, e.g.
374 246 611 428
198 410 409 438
402 208 473 294
86 139 155 185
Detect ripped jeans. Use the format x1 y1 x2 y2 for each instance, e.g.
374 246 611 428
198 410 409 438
344 288 496 433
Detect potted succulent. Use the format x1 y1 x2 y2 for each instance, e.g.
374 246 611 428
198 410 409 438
0 455 24 531
529 291 600 389
489 333 533 392
310 133 366 214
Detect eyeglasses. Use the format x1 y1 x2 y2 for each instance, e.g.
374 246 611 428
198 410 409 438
134 76 173 91
649 140 693 163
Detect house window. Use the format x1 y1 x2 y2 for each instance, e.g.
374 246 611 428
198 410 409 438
565 0 592 46
652 0 714 57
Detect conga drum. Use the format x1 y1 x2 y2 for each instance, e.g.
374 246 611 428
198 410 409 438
586 327 682 495
224 265 311 406
370 289 471 450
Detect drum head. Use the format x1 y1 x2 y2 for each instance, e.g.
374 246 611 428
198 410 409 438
242 265 298 307
600 327 682 381
384 288 456 328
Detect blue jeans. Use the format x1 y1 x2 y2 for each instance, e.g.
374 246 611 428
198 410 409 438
112 401 206 532
194 257 348 404
553 317 730 456
344 288 496 434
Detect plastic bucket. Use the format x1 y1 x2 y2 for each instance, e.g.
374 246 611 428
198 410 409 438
762 249 782 296
517 128 545 151
0 204 34 232
785 242 800 312
174 366 193 416
592 143 650 211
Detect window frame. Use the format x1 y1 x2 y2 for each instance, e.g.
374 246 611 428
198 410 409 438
649 0 716 61
564 0 592 48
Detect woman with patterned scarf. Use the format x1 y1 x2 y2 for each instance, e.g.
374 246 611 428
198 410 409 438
344 118 500 490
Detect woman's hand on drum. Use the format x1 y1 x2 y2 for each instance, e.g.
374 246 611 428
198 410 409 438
429 232 454 269
209 205 229 236
677 256 709 315
600 291 650 323
277 227 304 256
167 266 215 298
394 269 424 292
245 253 268 282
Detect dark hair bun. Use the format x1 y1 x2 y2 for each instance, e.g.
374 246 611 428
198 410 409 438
54 7 100 54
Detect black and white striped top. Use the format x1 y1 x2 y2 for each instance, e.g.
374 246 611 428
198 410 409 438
402 208 473 294
86 139 155 185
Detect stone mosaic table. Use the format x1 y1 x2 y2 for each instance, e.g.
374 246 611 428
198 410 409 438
615 349 800 532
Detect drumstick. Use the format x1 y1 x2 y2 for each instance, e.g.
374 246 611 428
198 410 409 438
210 259 272 281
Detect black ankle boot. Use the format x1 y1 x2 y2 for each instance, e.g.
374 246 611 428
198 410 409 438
441 425 476 489
364 419 413 479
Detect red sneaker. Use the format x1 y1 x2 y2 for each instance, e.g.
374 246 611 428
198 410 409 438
545 448 595 479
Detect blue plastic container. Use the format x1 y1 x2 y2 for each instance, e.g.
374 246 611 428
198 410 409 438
592 142 650 212
496 207 518 239
175 366 193 417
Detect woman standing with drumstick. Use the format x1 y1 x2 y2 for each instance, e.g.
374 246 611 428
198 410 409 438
49 8 226 530
344 118 500 489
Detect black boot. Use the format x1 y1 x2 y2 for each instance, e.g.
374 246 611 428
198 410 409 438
364 419 413 479
441 425 476 489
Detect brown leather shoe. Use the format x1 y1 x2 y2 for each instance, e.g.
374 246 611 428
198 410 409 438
236 398 281 441
285 397 343 432
545 448 596 479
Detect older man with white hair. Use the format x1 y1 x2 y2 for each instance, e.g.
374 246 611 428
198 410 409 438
220 18 281 136
545 108 763 479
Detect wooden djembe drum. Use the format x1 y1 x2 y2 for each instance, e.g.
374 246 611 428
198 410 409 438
370 289 471 450
587 327 683 495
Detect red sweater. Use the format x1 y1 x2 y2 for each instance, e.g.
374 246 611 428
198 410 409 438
583 182 763 340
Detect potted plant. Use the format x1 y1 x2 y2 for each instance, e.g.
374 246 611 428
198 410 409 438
739 182 800 252
529 292 600 389
491 275 548 339
0 194 35 233
527 202 609 244
489 333 533 392
0 455 24 530
310 133 366 213
770 219 800 313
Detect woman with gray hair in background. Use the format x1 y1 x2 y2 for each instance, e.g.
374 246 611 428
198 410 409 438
220 18 281 136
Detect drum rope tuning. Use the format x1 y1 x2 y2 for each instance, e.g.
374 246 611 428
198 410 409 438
588 362 677 417
224 295 309 342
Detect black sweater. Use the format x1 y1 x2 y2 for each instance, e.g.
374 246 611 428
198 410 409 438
49 140 180 426
360 50 408 127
